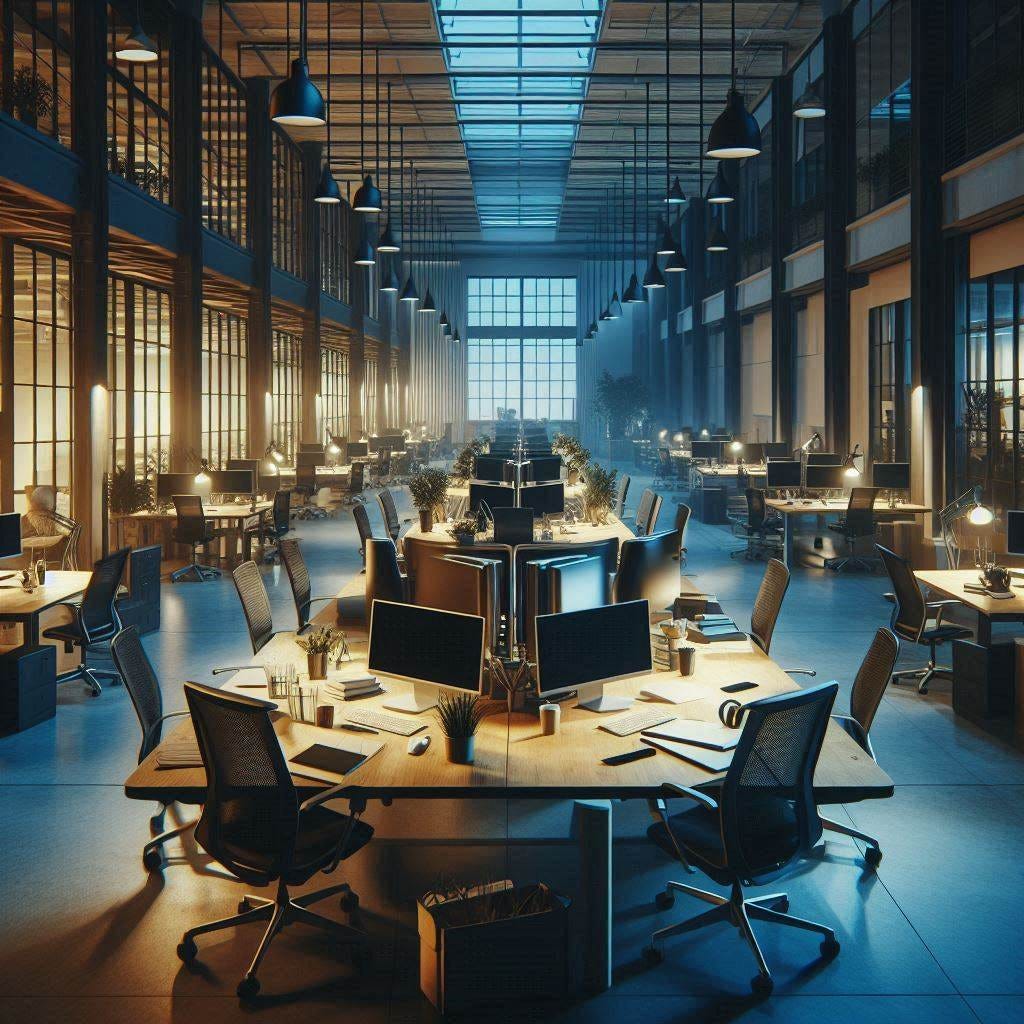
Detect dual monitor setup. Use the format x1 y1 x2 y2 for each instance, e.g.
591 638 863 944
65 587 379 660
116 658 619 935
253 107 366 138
367 597 651 715
690 440 791 465
467 480 566 522
154 468 257 503
473 453 563 485
764 458 911 497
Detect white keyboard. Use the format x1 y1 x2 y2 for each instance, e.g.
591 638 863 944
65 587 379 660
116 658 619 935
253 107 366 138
344 708 427 736
600 709 676 737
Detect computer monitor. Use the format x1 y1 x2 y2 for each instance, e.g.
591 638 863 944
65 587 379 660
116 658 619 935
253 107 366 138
524 555 589 661
473 455 507 482
226 459 261 478
0 512 22 560
367 437 388 454
740 443 764 464
208 469 256 495
468 482 516 514
1007 510 1024 557
766 460 802 489
413 555 502 656
534 599 652 712
492 506 534 546
155 472 201 501
805 463 847 491
368 600 486 713
519 482 565 519
298 442 325 453
347 441 369 458
760 442 790 459
805 452 841 465
550 555 609 613
381 433 406 451
690 440 722 462
528 456 563 483
872 462 910 491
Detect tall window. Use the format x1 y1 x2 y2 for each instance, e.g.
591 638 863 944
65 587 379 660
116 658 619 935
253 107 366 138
466 277 577 422
955 267 1024 513
320 202 352 304
108 277 172 476
321 346 349 440
790 39 825 248
738 95 772 278
272 130 304 277
11 245 73 503
868 299 911 464
363 357 378 435
272 329 302 460
202 308 248 466
201 46 247 246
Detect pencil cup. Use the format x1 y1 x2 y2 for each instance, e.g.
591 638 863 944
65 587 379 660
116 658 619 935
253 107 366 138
539 703 560 735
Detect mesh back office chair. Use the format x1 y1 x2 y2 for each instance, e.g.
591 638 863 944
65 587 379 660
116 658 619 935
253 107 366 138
748 559 816 677
634 489 663 537
232 561 277 655
645 682 842 995
252 489 292 564
279 539 336 633
826 487 879 572
42 547 130 696
110 625 198 871
176 682 373 1000
674 502 691 568
171 495 223 582
344 461 366 504
653 447 673 484
611 530 682 609
377 488 410 545
877 544 970 694
614 474 631 519
364 538 409 621
731 488 784 561
351 502 375 570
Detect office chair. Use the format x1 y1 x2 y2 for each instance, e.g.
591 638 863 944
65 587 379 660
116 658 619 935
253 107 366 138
253 489 292 564
634 488 663 537
611 530 682 609
644 682 842 995
613 473 631 520
351 501 375 571
110 625 198 871
653 447 673 485
877 543 970 694
377 487 410 545
279 539 337 633
176 682 373 999
731 488 783 561
364 537 409 621
674 502 691 568
42 547 129 696
170 495 223 581
292 465 319 519
818 627 899 868
749 559 815 677
342 461 366 505
825 487 879 572
232 561 278 655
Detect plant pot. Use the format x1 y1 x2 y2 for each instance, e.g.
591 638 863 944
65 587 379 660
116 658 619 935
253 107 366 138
445 735 475 764
307 652 328 680
418 508 434 533
567 469 580 485
587 505 610 526
454 532 475 546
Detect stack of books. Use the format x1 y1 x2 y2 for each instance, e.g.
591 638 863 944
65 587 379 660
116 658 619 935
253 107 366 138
685 615 747 644
322 674 383 701
650 623 684 670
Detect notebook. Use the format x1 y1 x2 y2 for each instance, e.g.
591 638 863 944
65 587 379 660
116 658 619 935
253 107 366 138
641 719 740 751
639 682 706 706
155 733 203 769
641 736 734 773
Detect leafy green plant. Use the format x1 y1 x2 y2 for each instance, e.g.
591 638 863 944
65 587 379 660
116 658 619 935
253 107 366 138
2 67 55 123
551 433 590 474
582 461 618 524
296 626 349 661
593 371 650 438
434 692 491 738
452 437 487 482
448 516 478 540
409 467 451 514
107 465 153 515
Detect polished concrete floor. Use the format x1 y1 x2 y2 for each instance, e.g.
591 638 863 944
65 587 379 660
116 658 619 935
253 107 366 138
1 474 1023 1023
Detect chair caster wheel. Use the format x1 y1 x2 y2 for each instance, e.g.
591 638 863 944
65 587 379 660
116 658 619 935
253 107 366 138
820 937 841 960
655 891 674 910
143 848 165 872
87 687 100 697
642 945 663 966
177 939 197 964
237 975 260 1000
865 846 883 868
751 973 774 995
340 892 360 915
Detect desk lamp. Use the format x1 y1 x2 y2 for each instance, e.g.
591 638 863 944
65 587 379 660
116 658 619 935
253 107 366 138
799 431 823 454
729 440 744 468
194 459 211 486
842 444 862 479
264 443 284 474
700 428 710 438
939 487 995 568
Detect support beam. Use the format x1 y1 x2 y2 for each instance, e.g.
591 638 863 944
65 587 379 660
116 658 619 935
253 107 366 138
301 143 324 444
769 76 793 445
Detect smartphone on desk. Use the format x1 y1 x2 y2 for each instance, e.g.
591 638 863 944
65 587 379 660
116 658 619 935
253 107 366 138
721 681 758 694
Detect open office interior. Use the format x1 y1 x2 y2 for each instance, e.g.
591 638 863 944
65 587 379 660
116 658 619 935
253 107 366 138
1 1 1024 1022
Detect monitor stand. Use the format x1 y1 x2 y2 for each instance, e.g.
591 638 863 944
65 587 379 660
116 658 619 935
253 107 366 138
382 681 437 714
575 682 634 713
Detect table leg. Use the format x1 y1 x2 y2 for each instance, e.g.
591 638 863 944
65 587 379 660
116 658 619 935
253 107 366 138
572 799 611 993
977 613 992 646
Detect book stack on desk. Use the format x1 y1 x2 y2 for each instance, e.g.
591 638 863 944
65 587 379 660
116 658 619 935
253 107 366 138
649 625 683 670
322 674 383 701
685 615 747 644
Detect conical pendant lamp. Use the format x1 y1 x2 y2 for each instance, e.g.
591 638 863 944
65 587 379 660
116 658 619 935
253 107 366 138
609 291 623 319
270 1 325 126
706 162 735 204
355 223 376 265
793 83 826 119
643 252 666 289
353 176 381 213
116 3 159 63
706 218 729 252
377 81 401 250
656 217 676 255
452 328 461 344
377 220 398 251
400 274 419 302
418 192 437 313
419 288 436 314
352 0 382 210
623 273 643 303
665 177 686 205
706 1 761 159
380 258 400 292
664 221 687 273
314 163 341 204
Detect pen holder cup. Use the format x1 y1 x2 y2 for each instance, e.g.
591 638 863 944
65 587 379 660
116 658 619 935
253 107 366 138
445 735 475 765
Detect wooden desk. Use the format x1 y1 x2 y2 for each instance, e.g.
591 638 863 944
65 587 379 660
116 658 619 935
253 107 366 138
0 570 91 645
914 569 1024 645
766 499 932 569
406 509 633 548
691 464 767 493
444 482 584 520
118 502 273 562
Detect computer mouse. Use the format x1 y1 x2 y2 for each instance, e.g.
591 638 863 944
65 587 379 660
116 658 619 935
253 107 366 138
407 735 431 756
785 500 794 506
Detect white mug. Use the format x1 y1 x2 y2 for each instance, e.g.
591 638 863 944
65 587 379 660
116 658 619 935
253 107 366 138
539 702 560 736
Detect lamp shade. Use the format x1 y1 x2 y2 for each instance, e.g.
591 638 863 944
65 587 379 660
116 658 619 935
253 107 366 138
452 329 461 343
354 227 376 265
706 163 735 204
664 247 687 273
623 273 643 303
587 320 598 337
419 288 437 313
599 305 612 321
664 176 687 205
440 311 451 334
377 219 399 252
116 23 159 63
314 163 341 204
793 84 826 119
642 253 666 289
380 263 400 292
706 88 762 159
608 291 623 319
656 220 677 255
352 174 382 213
399 275 419 302
706 220 729 252
270 58 326 126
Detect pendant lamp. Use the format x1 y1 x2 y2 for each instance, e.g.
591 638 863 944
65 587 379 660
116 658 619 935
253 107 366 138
706 162 735 204
352 0 382 211
116 3 159 63
377 82 401 245
314 2 340 202
706 1 761 159
355 223 376 265
706 218 729 252
664 244 687 274
793 84 826 119
643 252 666 289
642 84 664 289
661 0 685 205
270 0 325 126
656 217 676 255
665 177 686 205
380 259 400 292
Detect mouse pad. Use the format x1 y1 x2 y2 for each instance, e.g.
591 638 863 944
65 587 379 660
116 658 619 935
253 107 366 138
290 743 367 775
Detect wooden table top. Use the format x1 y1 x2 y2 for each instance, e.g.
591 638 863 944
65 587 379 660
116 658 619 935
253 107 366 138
124 627 892 806
766 498 932 515
0 570 92 616
124 501 273 521
915 569 1024 615
694 465 767 477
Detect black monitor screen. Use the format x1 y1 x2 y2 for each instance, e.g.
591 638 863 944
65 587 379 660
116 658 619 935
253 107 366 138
766 460 802 488
367 600 484 693
551 556 608 613
208 469 256 494
1008 510 1024 557
492 507 534 545
528 456 563 482
535 600 651 697
762 442 791 459
474 455 507 482
805 464 847 490
690 440 721 461
156 472 199 500
872 462 910 490
0 512 22 560
805 452 841 465
468 482 516 513
348 442 369 458
226 459 260 477
519 482 565 518
297 451 325 469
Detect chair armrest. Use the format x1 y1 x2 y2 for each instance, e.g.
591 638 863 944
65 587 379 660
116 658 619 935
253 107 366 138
926 598 961 626
143 710 190 748
659 781 718 811
211 664 262 677
300 782 350 812
784 668 817 677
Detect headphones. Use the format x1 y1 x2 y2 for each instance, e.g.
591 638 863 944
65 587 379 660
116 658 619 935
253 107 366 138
718 699 747 730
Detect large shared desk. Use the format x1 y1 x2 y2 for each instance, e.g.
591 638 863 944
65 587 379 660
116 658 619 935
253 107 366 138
915 568 1024 645
444 480 585 520
0 570 92 645
125 570 893 992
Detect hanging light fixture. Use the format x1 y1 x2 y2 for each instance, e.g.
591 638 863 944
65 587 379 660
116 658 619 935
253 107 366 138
623 129 644 302
419 192 437 313
116 2 159 63
664 235 687 273
706 162 736 204
352 0 382 211
313 3 341 202
706 0 762 159
399 152 419 301
793 83 826 120
452 328 461 344
642 84 664 290
355 222 376 265
270 0 325 126
706 217 729 252
656 217 677 256
665 177 686 205
380 258 400 292
661 0 685 206
377 82 400 249
643 252 666 289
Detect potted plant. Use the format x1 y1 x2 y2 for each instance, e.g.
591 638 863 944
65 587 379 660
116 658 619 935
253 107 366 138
435 691 490 764
552 433 591 485
107 465 153 515
409 467 450 532
1 67 55 129
581 461 617 525
448 516 478 546
296 626 349 680
452 437 487 483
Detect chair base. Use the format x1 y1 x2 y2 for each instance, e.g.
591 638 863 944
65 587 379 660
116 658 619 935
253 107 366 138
820 816 883 868
177 878 366 1000
171 561 221 582
891 648 951 694
646 879 839 995
824 554 878 573
56 662 121 697
143 816 199 871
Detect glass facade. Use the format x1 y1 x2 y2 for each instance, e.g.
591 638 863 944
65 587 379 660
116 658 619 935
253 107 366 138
201 307 248 467
868 299 911 465
738 96 773 278
201 46 247 246
790 39 826 249
271 329 302 461
320 345 349 441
